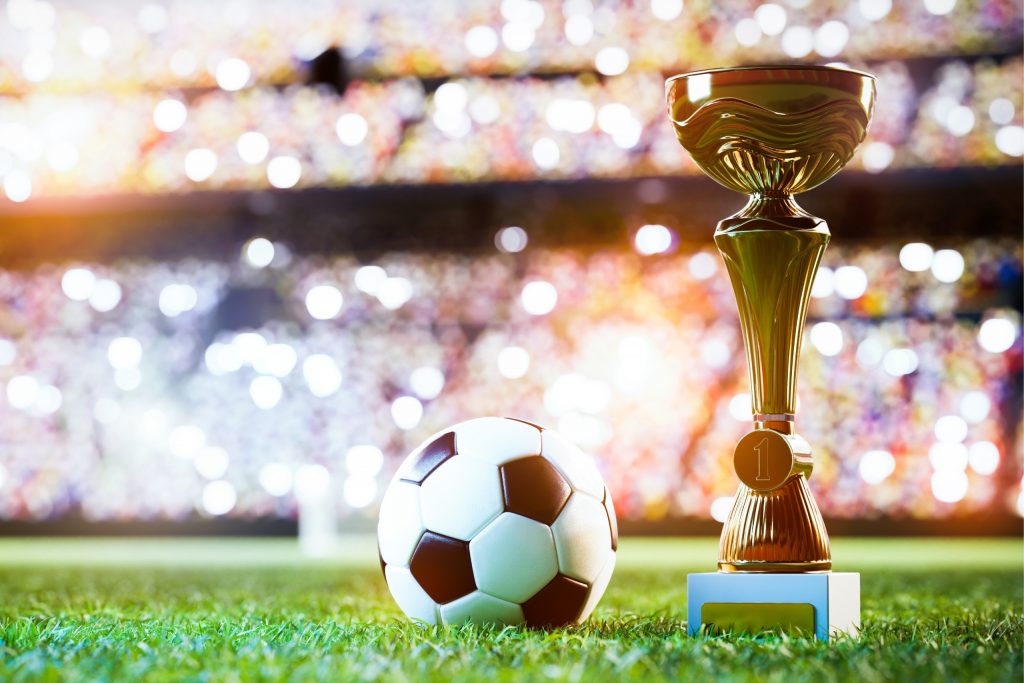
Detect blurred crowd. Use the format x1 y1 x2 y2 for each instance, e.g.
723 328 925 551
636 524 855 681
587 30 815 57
0 0 1019 89
0 57 1020 200
0 234 1019 523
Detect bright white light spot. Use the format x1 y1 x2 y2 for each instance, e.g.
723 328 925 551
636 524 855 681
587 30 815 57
433 108 471 138
502 0 545 26
544 373 588 416
346 445 384 477
597 103 633 134
989 98 1015 125
564 15 593 46
521 280 558 315
978 317 1017 353
6 375 39 410
595 47 629 76
267 155 301 189
995 126 1024 157
250 376 283 410
32 384 61 415
634 224 673 255
689 252 717 279
929 442 968 471
931 470 968 503
376 277 413 310
4 171 32 202
710 496 734 523
391 396 423 430
108 337 143 369
0 339 14 365
169 425 205 458
469 95 501 124
86 278 121 312
814 21 849 57
502 21 535 52
410 366 445 400
923 0 956 15
833 265 867 300
344 475 378 509
882 348 918 376
545 98 595 134
700 339 730 368
859 0 892 20
62 268 96 301
259 462 292 496
946 105 975 137
496 226 528 253
498 346 531 379
651 0 683 20
294 464 331 503
47 142 78 172
305 285 343 320
253 343 297 378
237 131 269 164
781 26 813 58
968 441 1000 475
1018 489 1024 517
303 354 342 397
202 480 237 515
335 113 369 147
532 137 560 170
138 3 169 33
80 26 111 57
159 283 198 317
244 237 275 268
195 446 230 479
22 51 53 82
899 242 934 272
735 18 762 46
859 450 895 484
465 25 499 57
754 3 787 35
960 391 991 424
810 321 844 357
930 249 964 283
184 148 217 182
811 266 834 298
232 332 267 364
204 342 241 375
729 393 752 421
935 415 968 443
215 57 250 91
354 265 387 294
862 141 894 173
153 99 187 132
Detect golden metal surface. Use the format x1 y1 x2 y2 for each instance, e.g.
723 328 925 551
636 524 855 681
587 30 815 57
664 65 875 572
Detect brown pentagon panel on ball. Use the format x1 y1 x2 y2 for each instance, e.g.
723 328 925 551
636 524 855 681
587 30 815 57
603 488 618 551
398 431 457 484
409 531 476 604
522 574 590 628
500 456 572 525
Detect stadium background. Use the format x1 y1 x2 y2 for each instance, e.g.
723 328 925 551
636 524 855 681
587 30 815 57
0 0 1020 536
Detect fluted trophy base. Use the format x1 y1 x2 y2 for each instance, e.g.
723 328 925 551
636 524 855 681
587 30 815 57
718 475 832 572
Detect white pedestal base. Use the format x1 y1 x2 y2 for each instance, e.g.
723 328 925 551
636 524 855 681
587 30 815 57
687 572 860 641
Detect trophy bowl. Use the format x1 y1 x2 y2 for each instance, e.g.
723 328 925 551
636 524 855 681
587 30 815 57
666 65 875 197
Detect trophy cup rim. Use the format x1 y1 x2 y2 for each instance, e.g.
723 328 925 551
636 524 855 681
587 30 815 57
665 63 876 85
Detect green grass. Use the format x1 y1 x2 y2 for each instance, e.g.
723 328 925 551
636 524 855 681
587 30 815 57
0 537 1019 682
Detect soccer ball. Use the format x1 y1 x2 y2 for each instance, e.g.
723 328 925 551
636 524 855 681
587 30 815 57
377 417 618 627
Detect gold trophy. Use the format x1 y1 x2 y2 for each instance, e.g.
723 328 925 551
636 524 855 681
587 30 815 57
665 65 875 640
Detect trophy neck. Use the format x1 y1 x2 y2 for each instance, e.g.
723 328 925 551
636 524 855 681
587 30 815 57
714 208 829 418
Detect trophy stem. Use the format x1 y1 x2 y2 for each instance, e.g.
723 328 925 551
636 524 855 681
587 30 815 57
714 195 831 571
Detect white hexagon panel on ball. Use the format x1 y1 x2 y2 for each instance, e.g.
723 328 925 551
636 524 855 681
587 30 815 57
469 512 559 603
419 455 504 541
